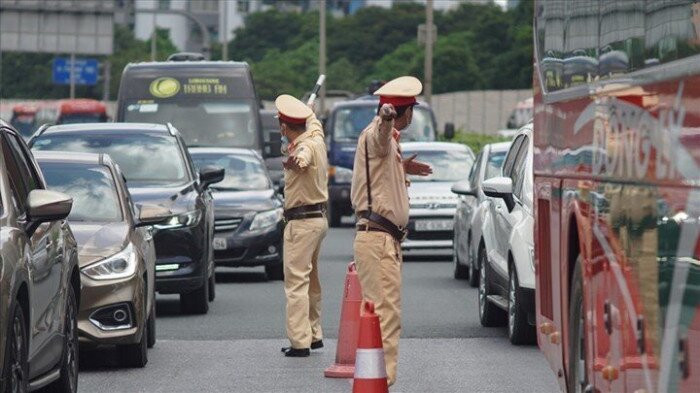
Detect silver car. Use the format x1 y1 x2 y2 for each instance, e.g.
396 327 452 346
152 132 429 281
401 142 475 253
451 142 510 286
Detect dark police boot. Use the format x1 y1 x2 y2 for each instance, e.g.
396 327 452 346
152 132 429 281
281 347 310 357
311 340 324 350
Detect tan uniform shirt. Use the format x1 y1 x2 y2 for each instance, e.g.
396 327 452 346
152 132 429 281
350 116 409 228
283 115 329 209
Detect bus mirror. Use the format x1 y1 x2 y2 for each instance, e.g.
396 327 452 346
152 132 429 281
267 131 283 158
444 123 455 140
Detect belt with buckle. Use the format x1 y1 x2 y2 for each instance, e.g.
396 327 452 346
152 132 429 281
356 211 407 242
284 203 326 221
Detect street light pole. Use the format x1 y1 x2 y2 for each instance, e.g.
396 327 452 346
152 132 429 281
424 0 433 105
222 0 228 61
151 11 156 61
319 0 326 114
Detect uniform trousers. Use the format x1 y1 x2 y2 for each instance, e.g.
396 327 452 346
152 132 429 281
353 230 402 386
283 216 328 349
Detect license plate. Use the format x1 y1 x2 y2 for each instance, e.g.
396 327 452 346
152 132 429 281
414 219 453 231
213 237 227 250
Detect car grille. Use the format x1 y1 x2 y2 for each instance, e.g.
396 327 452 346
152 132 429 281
215 217 243 232
214 247 246 261
409 202 457 209
407 230 453 241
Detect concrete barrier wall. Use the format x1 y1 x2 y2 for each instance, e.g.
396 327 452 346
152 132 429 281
2 90 531 135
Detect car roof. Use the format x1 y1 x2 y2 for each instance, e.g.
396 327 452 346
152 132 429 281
125 61 249 70
400 141 472 153
487 142 512 153
40 122 170 135
188 147 258 156
33 150 116 168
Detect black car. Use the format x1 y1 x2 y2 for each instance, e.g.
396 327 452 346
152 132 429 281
29 123 224 315
189 147 284 280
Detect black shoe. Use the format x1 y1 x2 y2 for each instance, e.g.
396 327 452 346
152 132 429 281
311 340 324 350
281 347 310 357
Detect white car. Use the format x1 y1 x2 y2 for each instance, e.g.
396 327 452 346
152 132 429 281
478 124 535 345
401 142 475 253
451 141 510 286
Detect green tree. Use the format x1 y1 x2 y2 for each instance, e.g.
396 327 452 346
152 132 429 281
251 41 319 99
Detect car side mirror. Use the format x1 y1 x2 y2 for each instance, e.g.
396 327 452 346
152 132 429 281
199 165 225 189
482 177 514 212
135 204 172 227
266 131 283 158
451 181 476 197
444 122 455 140
25 189 73 235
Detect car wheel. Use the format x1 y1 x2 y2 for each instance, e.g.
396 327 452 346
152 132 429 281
117 319 148 368
567 256 589 393
44 285 79 393
265 261 284 281
453 241 468 280
147 300 156 349
2 302 28 393
467 237 479 287
208 271 216 302
327 203 341 228
478 246 506 327
508 267 535 345
180 281 209 315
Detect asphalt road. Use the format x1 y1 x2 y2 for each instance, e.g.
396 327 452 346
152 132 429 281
78 227 560 393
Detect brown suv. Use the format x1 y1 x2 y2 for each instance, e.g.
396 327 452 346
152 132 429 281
0 120 80 392
35 151 168 368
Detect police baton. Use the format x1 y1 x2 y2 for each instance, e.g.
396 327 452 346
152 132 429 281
306 74 326 107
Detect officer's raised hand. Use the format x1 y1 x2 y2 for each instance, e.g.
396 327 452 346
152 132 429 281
379 103 397 121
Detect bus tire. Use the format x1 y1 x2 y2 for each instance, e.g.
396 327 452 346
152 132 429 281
567 256 588 393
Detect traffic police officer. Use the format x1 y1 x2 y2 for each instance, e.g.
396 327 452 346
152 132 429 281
275 94 329 357
350 76 432 385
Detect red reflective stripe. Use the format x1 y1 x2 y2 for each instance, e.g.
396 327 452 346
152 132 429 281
278 112 306 124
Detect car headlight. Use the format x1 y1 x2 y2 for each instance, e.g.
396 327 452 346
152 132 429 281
330 166 353 184
249 208 283 231
82 243 137 281
154 210 202 230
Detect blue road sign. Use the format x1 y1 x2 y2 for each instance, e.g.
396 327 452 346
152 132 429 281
52 57 99 85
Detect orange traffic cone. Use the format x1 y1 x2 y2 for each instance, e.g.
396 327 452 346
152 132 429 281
324 262 363 378
352 301 388 393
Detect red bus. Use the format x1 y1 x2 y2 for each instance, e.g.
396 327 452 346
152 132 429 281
37 99 109 125
9 103 39 139
534 1 700 392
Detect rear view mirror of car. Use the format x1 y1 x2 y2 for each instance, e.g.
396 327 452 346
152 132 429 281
199 166 225 189
136 204 172 227
451 181 476 196
26 189 73 234
482 177 515 211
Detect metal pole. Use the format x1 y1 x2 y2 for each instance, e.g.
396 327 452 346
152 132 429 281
424 0 433 105
222 0 228 61
151 10 156 61
102 60 111 101
69 53 76 99
319 0 327 114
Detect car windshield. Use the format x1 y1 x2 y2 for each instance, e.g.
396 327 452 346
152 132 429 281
39 162 122 222
123 100 257 148
332 105 434 142
10 115 36 138
59 113 106 124
32 133 189 186
485 150 507 179
191 152 270 191
403 149 474 183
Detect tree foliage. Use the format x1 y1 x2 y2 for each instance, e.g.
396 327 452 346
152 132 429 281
0 1 534 101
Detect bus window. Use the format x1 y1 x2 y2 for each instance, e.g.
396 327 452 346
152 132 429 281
645 0 700 66
536 0 565 91
562 0 599 88
599 0 645 77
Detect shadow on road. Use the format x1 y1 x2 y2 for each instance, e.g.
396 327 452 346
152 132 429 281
78 347 126 371
214 270 269 284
